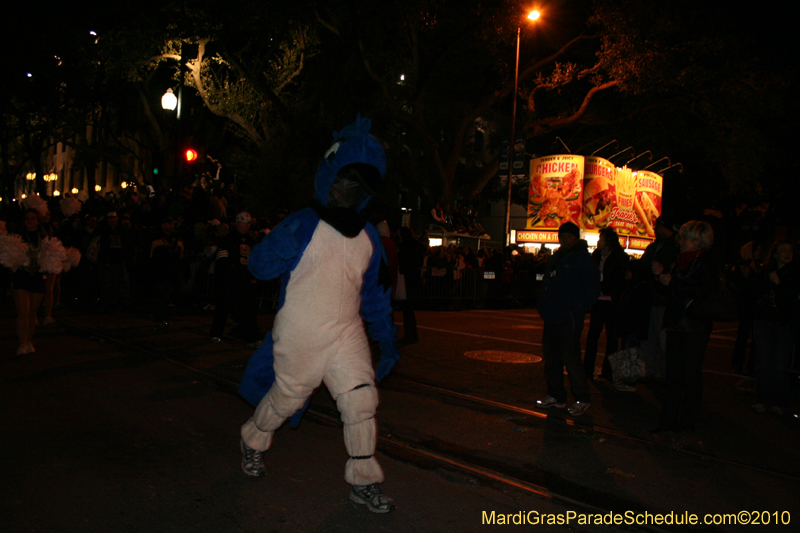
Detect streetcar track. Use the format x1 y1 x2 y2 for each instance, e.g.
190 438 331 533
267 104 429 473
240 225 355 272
387 376 800 482
54 318 690 531
58 317 800 492
394 322 741 373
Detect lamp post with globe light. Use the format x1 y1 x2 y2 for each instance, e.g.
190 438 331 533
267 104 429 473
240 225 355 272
505 9 541 246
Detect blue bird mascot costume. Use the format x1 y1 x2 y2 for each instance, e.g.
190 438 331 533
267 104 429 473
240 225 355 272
238 115 399 513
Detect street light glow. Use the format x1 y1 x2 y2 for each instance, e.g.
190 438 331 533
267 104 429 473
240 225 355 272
528 10 541 21
162 88 178 111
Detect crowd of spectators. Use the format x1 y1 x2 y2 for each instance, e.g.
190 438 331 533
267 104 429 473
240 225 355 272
2 186 797 445
0 182 286 344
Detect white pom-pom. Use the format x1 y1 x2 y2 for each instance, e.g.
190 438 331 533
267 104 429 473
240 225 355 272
60 197 82 218
37 236 67 274
61 247 82 273
0 234 30 272
21 195 49 217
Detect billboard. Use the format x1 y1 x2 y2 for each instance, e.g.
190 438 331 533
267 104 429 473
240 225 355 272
527 155 584 229
632 170 663 239
582 156 616 231
524 155 664 245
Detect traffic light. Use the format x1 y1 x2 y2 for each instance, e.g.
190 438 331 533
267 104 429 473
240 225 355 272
185 148 198 162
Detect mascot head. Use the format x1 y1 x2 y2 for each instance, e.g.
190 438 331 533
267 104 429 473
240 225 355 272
314 115 386 212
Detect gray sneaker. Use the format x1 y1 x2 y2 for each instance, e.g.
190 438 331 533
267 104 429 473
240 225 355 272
350 483 395 513
535 395 566 409
568 401 591 416
240 439 265 477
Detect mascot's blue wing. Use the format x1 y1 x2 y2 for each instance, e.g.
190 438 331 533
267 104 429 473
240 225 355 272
238 332 310 428
238 332 276 406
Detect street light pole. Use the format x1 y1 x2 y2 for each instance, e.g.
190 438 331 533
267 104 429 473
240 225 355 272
504 10 540 247
504 26 522 247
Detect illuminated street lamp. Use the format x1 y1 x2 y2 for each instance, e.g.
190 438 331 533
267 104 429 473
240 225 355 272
26 172 36 181
505 9 541 246
95 184 102 192
71 188 79 195
161 88 178 111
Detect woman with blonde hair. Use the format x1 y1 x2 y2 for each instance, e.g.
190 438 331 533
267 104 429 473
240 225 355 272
650 220 718 448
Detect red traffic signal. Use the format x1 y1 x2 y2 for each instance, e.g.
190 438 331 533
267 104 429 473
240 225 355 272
185 149 198 162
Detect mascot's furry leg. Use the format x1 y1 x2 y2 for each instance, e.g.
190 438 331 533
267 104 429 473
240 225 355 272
336 383 383 486
241 379 310 451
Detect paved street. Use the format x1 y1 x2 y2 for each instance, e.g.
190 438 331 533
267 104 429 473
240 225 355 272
2 303 799 532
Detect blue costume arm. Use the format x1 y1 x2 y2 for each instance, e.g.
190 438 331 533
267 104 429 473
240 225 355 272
362 224 399 381
247 210 318 281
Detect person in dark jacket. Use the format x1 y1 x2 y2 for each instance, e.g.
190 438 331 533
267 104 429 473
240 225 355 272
729 241 763 376
583 227 630 382
210 212 261 345
149 216 184 326
752 241 799 415
96 211 131 313
651 220 717 448
638 217 680 377
535 222 601 417
397 226 426 345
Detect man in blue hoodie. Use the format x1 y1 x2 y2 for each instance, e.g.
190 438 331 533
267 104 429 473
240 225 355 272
535 222 601 416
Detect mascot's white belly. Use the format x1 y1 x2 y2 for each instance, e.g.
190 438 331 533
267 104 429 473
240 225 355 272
271 220 374 393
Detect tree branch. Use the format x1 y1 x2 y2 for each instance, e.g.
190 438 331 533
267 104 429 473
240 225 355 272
526 80 619 134
189 40 267 151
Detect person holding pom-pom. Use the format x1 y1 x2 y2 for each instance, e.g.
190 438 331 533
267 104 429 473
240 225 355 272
1 208 66 355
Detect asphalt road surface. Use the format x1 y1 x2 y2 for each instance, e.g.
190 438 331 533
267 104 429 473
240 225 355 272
2 305 799 532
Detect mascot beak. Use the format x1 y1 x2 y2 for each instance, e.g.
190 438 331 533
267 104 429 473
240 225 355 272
337 163 382 196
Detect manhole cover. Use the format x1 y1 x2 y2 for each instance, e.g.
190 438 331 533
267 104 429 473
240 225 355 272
464 350 542 364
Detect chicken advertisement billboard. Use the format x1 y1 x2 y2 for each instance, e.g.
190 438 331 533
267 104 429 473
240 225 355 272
526 155 584 230
524 155 663 245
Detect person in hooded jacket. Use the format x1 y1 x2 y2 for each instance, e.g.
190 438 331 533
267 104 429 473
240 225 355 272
535 222 601 417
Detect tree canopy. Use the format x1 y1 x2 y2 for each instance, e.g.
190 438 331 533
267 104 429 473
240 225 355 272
2 0 796 217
